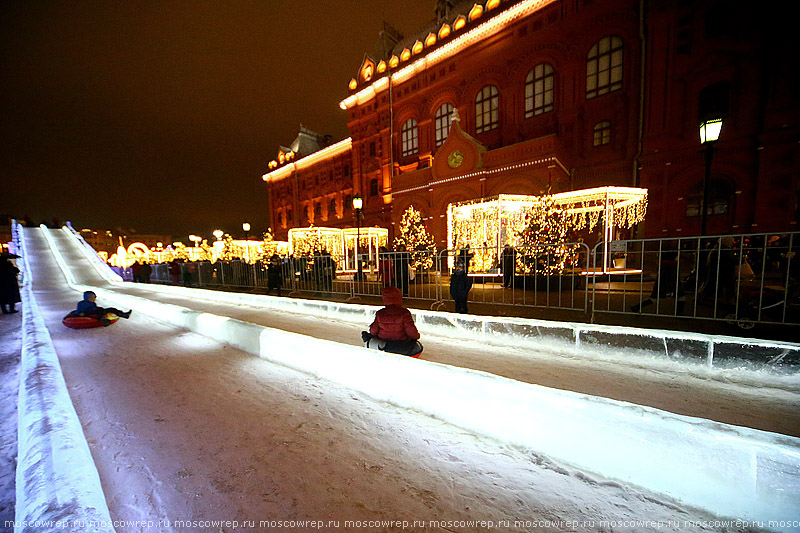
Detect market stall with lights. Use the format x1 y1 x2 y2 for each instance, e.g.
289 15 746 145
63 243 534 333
447 186 648 274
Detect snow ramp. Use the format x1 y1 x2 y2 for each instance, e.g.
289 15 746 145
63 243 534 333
15 223 797 529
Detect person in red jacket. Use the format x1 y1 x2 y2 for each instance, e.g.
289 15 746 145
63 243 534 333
362 286 423 356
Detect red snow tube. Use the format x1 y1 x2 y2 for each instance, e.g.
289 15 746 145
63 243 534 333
62 311 120 329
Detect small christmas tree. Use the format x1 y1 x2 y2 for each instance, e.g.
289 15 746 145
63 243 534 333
393 206 437 269
515 194 575 275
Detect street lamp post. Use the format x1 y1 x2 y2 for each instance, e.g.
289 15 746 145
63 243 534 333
242 222 251 262
699 117 723 236
353 196 363 280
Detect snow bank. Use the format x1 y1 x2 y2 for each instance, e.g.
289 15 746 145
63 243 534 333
14 225 115 532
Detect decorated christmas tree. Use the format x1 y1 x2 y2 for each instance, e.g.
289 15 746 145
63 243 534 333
393 206 437 269
515 194 575 275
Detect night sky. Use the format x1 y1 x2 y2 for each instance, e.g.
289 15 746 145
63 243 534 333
1 0 434 239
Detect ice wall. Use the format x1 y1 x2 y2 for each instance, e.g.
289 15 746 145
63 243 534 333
15 225 115 532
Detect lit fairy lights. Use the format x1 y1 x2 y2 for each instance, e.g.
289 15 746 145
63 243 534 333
447 187 648 273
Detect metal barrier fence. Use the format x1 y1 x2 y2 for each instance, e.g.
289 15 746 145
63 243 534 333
127 231 799 330
590 232 799 329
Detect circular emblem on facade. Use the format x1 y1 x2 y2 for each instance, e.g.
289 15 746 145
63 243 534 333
447 150 464 168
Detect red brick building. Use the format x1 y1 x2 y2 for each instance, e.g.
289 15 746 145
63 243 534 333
263 0 798 246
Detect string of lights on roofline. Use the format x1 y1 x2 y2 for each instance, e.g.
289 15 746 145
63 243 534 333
340 0 558 110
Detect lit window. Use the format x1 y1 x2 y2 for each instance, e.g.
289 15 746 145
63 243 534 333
439 24 451 40
475 85 499 134
413 40 424 55
401 48 411 62
389 55 399 68
401 118 419 157
525 63 554 117
454 15 467 31
435 103 454 147
593 121 612 146
586 36 623 99
425 33 437 47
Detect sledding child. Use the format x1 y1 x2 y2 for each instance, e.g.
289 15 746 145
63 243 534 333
362 286 422 356
76 291 132 325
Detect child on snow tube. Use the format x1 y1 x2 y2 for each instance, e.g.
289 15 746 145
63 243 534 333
71 290 132 326
362 286 423 357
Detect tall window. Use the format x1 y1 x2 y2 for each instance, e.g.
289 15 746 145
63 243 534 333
525 63 554 117
586 36 623 99
329 198 337 218
370 178 379 196
593 121 612 146
475 85 499 133
435 103 454 147
401 118 419 157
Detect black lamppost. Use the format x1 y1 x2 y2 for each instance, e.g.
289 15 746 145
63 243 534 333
242 222 250 262
699 117 723 236
353 196 363 279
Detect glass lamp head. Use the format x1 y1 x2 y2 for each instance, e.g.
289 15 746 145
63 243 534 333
352 196 363 210
699 117 723 144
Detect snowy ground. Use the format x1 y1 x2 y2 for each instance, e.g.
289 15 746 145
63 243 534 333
14 226 800 531
0 309 21 530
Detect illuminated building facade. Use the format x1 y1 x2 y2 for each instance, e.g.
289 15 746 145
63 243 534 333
263 0 798 244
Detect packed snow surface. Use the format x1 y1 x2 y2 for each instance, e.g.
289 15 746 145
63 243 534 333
14 225 800 531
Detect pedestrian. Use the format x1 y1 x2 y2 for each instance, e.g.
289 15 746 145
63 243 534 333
459 245 475 274
378 246 394 287
450 259 473 314
502 244 517 288
266 254 284 296
131 261 143 283
393 244 411 297
75 291 132 326
0 255 21 314
168 258 181 285
631 250 685 314
140 262 152 283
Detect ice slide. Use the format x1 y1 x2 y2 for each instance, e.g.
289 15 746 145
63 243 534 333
17 225 800 530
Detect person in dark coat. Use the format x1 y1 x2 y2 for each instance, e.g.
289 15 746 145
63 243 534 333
76 291 132 325
458 245 475 274
378 246 394 287
168 259 181 285
502 244 517 288
450 259 473 313
266 254 283 296
393 244 411 297
131 261 143 283
362 286 421 355
0 256 21 314
140 262 152 283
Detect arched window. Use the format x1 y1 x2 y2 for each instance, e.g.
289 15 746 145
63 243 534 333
435 103 454 147
401 118 419 157
329 198 337 218
586 36 623 99
475 85 499 133
686 179 732 217
593 121 612 146
525 63 554 117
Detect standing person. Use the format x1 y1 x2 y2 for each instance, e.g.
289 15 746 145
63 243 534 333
393 244 411 297
168 258 181 285
450 259 473 314
131 261 143 283
266 254 283 296
459 245 475 274
631 250 685 314
378 246 394 288
502 244 517 288
140 262 152 283
0 255 21 314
